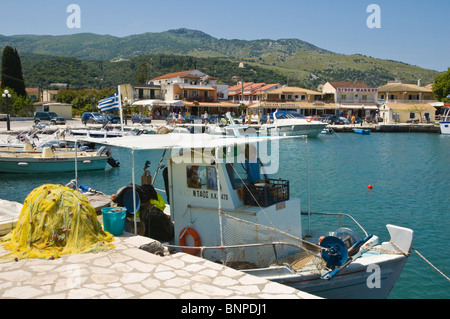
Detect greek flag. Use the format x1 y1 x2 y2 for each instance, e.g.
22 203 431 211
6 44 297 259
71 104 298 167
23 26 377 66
98 93 119 112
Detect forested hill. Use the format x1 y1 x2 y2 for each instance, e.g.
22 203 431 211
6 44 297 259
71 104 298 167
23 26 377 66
0 29 329 61
0 28 441 90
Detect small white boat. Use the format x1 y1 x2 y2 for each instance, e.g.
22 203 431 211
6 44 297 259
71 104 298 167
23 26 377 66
205 112 249 137
85 133 414 299
69 127 137 138
259 110 328 137
439 106 450 134
0 146 116 174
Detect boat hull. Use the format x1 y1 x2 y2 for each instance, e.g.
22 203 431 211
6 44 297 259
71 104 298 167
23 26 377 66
0 156 107 173
260 122 328 137
243 253 408 299
353 128 371 135
439 122 450 134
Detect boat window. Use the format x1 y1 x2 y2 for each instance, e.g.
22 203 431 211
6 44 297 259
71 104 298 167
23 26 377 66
226 161 264 190
186 165 218 190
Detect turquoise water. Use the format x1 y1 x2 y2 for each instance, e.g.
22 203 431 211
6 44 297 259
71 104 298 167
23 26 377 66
1 132 449 299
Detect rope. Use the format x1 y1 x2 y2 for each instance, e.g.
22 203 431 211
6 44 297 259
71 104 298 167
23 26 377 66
389 240 410 257
412 247 450 282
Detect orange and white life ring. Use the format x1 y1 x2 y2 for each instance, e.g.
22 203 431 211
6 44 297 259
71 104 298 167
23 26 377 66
179 227 202 255
306 116 316 123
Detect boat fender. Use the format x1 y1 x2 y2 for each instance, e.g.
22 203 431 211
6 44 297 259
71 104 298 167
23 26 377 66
179 227 202 256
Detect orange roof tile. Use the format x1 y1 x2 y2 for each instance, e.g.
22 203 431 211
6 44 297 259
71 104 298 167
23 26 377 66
150 70 197 81
328 81 372 89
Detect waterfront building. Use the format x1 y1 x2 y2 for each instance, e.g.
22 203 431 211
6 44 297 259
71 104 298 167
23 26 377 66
322 81 379 119
228 82 280 105
120 70 234 117
377 81 437 124
249 86 336 117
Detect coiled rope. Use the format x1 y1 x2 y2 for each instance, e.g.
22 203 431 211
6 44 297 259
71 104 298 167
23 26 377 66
412 247 450 282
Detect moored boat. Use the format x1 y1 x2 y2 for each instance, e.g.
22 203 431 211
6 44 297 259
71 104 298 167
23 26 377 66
353 128 371 134
259 110 328 137
205 112 248 136
0 146 117 174
84 133 414 299
439 106 450 134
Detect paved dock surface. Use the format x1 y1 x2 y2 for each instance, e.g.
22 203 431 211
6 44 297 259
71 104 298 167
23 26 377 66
0 232 319 300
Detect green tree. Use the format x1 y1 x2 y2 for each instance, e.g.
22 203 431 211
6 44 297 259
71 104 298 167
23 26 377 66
55 88 115 116
1 46 26 97
433 67 450 102
0 87 34 117
135 61 149 84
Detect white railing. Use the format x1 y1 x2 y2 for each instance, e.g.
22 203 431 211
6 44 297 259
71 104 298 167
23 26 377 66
383 99 438 104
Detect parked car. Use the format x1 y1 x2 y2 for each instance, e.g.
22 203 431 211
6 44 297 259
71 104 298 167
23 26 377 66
165 114 200 124
81 112 108 124
104 114 120 124
340 117 350 124
323 115 344 125
34 111 66 125
184 115 202 124
209 115 228 124
131 114 152 124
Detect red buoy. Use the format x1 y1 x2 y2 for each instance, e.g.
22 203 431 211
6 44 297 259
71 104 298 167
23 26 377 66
368 184 373 190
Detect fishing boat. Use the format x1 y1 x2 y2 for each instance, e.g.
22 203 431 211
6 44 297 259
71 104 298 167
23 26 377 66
439 106 450 134
352 128 371 135
0 145 118 174
84 133 414 299
259 110 328 137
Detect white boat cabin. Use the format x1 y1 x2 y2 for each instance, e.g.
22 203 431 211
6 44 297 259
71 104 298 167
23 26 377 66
166 143 302 266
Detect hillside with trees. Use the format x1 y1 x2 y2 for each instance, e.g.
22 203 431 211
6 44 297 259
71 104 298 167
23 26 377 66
0 28 442 91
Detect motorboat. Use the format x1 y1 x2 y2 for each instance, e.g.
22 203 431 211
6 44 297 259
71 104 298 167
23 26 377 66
205 112 248 137
0 145 118 173
84 132 414 299
439 106 450 134
259 110 328 137
69 127 138 138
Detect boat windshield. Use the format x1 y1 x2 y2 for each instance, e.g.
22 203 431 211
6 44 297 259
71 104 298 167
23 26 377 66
274 111 305 120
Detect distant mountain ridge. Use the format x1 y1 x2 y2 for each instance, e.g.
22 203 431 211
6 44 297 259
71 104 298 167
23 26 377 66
0 28 329 60
0 28 441 89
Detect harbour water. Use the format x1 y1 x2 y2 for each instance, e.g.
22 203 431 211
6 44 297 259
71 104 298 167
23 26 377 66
0 132 449 299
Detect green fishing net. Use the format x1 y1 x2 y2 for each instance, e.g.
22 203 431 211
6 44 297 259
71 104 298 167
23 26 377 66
1 184 115 261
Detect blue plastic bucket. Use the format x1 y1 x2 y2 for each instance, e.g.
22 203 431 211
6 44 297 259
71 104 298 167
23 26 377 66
102 207 127 236
123 188 140 215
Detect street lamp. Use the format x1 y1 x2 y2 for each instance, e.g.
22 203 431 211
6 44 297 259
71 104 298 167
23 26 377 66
2 89 11 131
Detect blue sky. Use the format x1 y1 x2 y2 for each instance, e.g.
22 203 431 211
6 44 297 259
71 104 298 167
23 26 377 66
0 0 448 71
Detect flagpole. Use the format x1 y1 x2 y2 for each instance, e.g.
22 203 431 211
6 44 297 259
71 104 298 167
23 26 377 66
118 85 124 132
